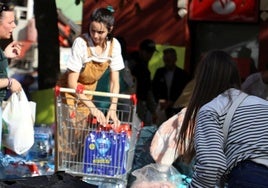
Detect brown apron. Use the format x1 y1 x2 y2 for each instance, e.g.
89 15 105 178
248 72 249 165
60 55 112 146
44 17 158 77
56 36 113 162
57 35 113 108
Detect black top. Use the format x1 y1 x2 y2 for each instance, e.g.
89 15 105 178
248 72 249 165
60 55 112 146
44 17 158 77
0 49 8 102
129 51 152 101
152 66 191 102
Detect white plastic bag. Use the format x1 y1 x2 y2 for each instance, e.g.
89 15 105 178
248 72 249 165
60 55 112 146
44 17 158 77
150 108 187 165
2 90 36 154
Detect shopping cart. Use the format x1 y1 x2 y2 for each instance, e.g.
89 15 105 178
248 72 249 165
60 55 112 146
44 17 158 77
54 86 142 187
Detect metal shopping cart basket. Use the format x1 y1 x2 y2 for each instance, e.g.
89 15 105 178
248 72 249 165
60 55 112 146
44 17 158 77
54 86 142 187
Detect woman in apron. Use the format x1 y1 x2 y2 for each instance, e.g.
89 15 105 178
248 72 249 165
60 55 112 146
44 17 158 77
57 7 125 160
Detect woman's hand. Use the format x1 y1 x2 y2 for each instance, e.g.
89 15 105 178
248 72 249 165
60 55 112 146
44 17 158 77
90 107 121 128
4 41 22 58
90 107 107 126
106 109 120 128
9 78 22 93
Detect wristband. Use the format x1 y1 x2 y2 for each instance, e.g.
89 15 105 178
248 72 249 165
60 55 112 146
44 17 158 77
7 78 12 89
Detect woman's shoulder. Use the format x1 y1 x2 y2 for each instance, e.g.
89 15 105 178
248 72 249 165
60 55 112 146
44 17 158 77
107 38 123 58
200 89 236 115
246 94 268 104
201 88 268 115
73 33 91 46
72 37 87 48
110 37 121 48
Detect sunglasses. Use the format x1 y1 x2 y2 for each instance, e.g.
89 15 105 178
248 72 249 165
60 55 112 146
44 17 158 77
0 3 8 13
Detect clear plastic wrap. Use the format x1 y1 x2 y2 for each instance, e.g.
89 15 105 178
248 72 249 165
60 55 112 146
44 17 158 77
131 163 182 188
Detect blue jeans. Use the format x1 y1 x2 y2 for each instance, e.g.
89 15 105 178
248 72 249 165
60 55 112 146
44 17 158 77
228 160 268 188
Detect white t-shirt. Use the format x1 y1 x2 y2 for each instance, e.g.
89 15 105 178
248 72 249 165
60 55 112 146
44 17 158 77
66 33 125 72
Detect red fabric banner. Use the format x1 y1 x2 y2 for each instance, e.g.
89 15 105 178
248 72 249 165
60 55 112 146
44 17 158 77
189 0 258 22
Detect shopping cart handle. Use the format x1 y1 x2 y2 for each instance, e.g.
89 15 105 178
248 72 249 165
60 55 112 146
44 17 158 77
130 94 137 105
54 85 60 96
55 86 134 100
76 84 85 94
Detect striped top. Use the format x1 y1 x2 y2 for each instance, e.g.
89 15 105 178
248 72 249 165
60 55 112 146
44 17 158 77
189 88 268 187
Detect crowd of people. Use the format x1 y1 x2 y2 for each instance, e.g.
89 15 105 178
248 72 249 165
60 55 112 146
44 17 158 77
1 2 268 187
121 24 268 188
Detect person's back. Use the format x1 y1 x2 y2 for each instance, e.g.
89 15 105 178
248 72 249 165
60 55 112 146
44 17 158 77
177 50 268 188
195 88 268 186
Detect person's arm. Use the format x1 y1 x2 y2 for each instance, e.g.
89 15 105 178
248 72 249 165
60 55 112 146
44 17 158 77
106 70 120 126
189 109 226 187
109 70 120 107
0 78 21 92
105 38 125 127
0 41 22 93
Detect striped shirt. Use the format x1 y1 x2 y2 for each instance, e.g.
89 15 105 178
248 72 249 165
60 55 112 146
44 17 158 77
189 88 268 187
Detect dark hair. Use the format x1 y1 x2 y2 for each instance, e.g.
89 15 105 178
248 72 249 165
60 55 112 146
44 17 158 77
177 49 241 163
89 7 115 40
163 48 177 60
139 39 156 53
0 2 14 19
163 48 176 55
117 36 127 60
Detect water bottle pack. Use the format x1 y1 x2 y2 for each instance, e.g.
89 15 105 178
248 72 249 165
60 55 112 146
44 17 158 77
83 122 131 176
